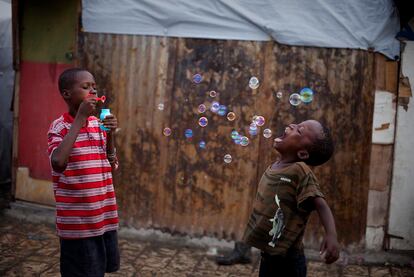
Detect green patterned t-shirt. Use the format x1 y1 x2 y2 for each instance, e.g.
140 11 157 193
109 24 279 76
243 162 324 256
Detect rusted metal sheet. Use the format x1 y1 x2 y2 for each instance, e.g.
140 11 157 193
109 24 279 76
79 33 375 248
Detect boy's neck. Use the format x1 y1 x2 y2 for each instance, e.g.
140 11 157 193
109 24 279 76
278 153 301 165
68 107 78 118
272 154 303 169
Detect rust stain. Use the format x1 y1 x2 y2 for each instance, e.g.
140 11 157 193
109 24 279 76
375 123 391 131
398 75 412 111
399 76 412 97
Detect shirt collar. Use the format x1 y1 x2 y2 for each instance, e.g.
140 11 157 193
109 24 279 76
63 113 94 126
63 112 75 123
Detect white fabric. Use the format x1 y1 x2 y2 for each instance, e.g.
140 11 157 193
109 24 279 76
82 0 400 59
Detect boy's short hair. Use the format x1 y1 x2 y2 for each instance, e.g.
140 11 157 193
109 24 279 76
58 68 87 93
304 125 334 166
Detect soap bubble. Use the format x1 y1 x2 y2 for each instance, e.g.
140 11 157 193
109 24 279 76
224 154 232 163
199 141 206 149
193 73 202 84
218 105 227 116
198 117 208 127
240 136 249 146
157 103 164 111
185 129 193 138
209 90 217 98
276 91 283 98
227 112 236 121
234 135 242 145
249 128 258 136
232 131 242 145
249 122 258 135
263 128 272 138
254 116 265 126
163 127 172 136
231 130 239 140
211 101 220 113
249 76 259 89
289 93 302 106
198 104 207 113
299 87 314 103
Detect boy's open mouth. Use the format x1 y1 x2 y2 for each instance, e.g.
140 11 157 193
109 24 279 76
274 127 290 143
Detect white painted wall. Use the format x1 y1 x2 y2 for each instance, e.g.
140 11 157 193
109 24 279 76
389 41 414 250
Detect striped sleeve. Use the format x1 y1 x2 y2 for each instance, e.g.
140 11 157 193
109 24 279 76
47 118 66 157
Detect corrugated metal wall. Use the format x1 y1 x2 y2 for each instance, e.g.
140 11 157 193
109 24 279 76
79 33 375 248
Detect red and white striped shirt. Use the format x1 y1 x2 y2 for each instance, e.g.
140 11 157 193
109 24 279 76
47 113 119 239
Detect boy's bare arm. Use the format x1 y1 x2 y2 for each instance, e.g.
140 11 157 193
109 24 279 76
313 197 340 264
51 98 96 172
102 114 118 170
106 132 115 154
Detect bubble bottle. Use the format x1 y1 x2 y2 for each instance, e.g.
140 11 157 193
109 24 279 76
91 92 109 131
99 108 111 131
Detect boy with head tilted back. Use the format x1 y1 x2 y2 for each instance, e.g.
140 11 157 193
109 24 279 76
243 120 340 276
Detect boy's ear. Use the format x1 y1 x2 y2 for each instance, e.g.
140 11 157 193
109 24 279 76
61 89 71 100
297 150 309 160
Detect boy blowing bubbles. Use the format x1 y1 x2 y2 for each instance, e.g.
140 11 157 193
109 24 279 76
48 68 120 276
243 120 340 277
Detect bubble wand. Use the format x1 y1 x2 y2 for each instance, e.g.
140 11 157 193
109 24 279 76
96 95 106 102
87 91 106 103
88 93 110 130
93 95 106 103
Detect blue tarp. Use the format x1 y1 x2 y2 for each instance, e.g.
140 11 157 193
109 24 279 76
0 0 14 183
83 0 400 59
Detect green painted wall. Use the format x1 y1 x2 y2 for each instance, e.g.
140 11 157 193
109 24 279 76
21 0 79 63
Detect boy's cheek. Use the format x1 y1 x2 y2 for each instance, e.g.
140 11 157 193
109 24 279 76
83 92 93 100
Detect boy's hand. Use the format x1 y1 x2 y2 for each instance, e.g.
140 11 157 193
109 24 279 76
320 234 340 264
102 114 118 132
77 97 97 119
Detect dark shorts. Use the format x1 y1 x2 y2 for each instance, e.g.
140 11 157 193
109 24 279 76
259 250 307 277
60 230 120 277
